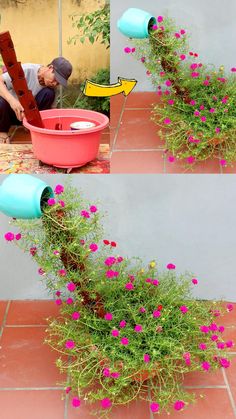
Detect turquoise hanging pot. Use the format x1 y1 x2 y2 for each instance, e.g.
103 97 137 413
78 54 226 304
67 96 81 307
117 8 157 39
0 174 54 219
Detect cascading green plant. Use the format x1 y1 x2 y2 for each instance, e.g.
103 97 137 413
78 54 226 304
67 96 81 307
124 15 236 167
4 181 234 417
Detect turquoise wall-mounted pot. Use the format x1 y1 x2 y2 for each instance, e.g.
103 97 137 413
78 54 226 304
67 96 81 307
117 8 157 39
0 174 54 219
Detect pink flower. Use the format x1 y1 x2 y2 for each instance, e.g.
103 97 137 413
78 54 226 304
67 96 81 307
139 307 146 313
167 263 175 270
131 48 136 53
209 323 218 331
72 397 81 408
124 47 131 53
55 299 62 305
231 67 236 72
150 402 160 412
211 335 219 341
180 54 186 60
217 342 225 350
134 324 143 332
66 298 73 305
53 250 60 256
190 63 198 70
58 200 65 207
111 372 120 379
141 57 146 63
65 386 71 394
192 278 198 285
201 116 206 122
201 361 211 371
218 326 225 333
168 99 175 105
90 205 97 213
89 243 98 252
174 400 185 411
38 268 45 275
30 246 37 256
54 184 64 195
215 127 221 133
209 108 215 113
117 256 123 263
47 198 56 206
180 305 188 314
199 105 205 111
164 118 171 124
191 72 199 78
168 156 175 163
200 325 209 333
104 313 113 321
65 340 75 349
175 32 180 38
4 232 14 241
81 210 90 218
180 29 186 35
153 310 161 318
152 279 159 286
159 71 165 77
226 340 234 348
55 290 61 297
157 16 163 22
187 156 195 164
220 358 230 368
103 368 110 377
165 80 172 87
144 353 150 363
111 329 119 337
101 398 112 409
152 24 158 30
220 159 226 167
183 352 191 366
213 96 218 101
190 100 196 106
104 257 116 266
227 304 234 312
72 312 80 320
120 337 129 345
194 110 200 116
58 269 66 276
125 282 134 290
164 90 170 95
67 282 76 292
199 343 207 350
146 70 151 76
119 320 126 328
203 80 210 86
106 270 119 278
15 233 21 240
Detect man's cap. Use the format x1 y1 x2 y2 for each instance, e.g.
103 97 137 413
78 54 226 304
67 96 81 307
51 57 72 87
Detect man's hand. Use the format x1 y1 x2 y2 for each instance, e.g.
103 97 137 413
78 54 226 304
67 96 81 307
9 97 25 121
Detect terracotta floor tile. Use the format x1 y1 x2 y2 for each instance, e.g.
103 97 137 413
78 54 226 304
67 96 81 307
225 354 236 402
183 368 224 387
156 388 235 418
100 132 110 145
222 162 236 174
125 92 159 109
0 390 65 419
111 151 164 173
0 301 8 325
6 300 60 325
165 156 221 174
0 327 65 387
67 395 150 419
114 109 164 150
219 303 236 327
110 95 126 129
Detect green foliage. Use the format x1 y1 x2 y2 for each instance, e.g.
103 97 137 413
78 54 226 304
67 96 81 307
129 16 236 165
10 182 232 417
62 68 110 116
68 2 110 49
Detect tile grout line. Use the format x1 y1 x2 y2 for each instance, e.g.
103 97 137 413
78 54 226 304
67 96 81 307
0 301 11 340
5 324 48 328
222 367 236 416
111 97 127 152
183 385 227 389
0 387 64 391
112 148 165 152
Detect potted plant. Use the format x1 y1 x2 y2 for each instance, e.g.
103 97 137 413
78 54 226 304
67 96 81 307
119 10 236 167
2 176 234 416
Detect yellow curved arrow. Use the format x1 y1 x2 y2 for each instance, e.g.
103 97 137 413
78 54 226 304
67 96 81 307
83 77 137 97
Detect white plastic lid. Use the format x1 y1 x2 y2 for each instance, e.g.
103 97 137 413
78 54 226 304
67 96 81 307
70 121 96 130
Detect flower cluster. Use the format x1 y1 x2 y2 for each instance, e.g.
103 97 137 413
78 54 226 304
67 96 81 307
5 183 234 417
125 15 236 166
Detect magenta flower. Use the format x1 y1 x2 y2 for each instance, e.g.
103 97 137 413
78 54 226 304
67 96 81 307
141 57 146 63
191 72 199 78
66 297 73 305
218 326 225 333
183 352 191 366
80 210 90 218
58 269 66 276
211 335 219 341
220 159 227 167
190 100 196 106
180 305 188 314
201 116 206 122
72 312 80 320
47 198 56 206
111 329 119 337
72 397 81 408
209 323 218 331
152 279 159 286
180 54 186 60
125 282 134 290
164 118 171 124
220 358 230 368
119 320 126 328
152 24 158 30
157 16 163 22
53 250 60 256
192 278 198 285
15 233 21 240
55 299 62 306
199 105 205 110
67 282 76 292
231 67 236 72
104 313 113 321
120 337 129 345
54 184 64 195
144 353 150 363
150 402 160 412
146 70 151 76
165 80 172 87
194 110 200 116
200 325 209 333
159 71 165 77
217 342 225 350
168 99 174 105
117 256 123 263
104 256 116 266
58 200 65 207
199 343 207 350
226 340 234 348
153 310 161 318
106 270 119 279
111 372 120 379
201 361 211 371
180 29 186 35
89 243 98 252
227 304 234 312
187 156 195 164
167 263 176 270
38 268 45 275
103 368 110 377
215 127 221 133
55 290 61 297
168 156 175 163
209 108 215 113
134 324 143 332
124 47 131 54
139 307 146 313
90 205 97 213
174 400 185 411
101 398 112 409
164 90 170 95
30 246 37 256
65 340 75 350
203 80 210 86
65 386 71 394
4 232 14 241
190 63 198 70
175 32 180 38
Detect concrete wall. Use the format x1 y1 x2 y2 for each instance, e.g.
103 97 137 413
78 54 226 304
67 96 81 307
110 0 236 91
0 0 109 83
0 174 236 301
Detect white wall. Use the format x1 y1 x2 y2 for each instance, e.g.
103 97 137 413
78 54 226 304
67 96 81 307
0 174 236 301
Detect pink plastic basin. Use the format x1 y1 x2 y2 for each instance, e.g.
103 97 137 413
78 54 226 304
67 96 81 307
23 109 109 168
